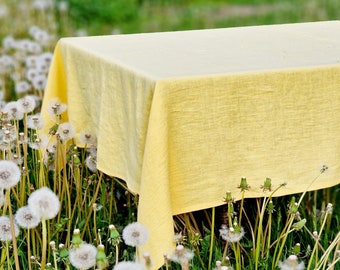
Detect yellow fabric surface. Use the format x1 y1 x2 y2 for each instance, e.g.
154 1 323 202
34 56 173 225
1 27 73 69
41 21 340 269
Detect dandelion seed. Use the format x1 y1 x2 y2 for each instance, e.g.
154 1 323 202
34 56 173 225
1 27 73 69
278 255 305 270
113 261 144 270
27 187 60 220
0 215 20 241
122 222 149 247
17 95 36 113
219 225 245 243
15 206 40 229
170 244 194 265
0 160 21 189
57 122 75 142
69 243 97 270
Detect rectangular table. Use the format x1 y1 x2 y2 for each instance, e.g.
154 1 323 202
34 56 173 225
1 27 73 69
42 21 340 269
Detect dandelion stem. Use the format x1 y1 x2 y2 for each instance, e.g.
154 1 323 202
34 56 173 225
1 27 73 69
41 218 47 270
208 207 215 270
6 189 20 270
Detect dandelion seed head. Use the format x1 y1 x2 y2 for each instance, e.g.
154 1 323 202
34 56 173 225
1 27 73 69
219 225 245 243
27 113 45 130
85 155 97 173
69 243 97 270
122 222 149 247
17 95 36 113
47 98 67 118
15 81 31 94
326 203 333 214
0 215 20 241
3 101 24 120
57 122 75 141
15 206 41 229
170 244 194 265
0 160 21 189
28 134 48 150
113 261 145 270
278 255 305 270
78 130 97 146
27 187 60 220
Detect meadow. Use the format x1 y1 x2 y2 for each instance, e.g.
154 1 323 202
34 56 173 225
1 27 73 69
0 0 339 269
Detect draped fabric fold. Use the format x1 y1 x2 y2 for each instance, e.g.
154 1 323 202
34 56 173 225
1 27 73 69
42 21 340 270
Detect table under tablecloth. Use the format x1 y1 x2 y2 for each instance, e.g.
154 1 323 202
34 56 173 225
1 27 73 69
42 21 340 269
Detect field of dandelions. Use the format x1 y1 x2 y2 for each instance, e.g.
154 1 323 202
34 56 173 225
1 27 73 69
0 0 339 270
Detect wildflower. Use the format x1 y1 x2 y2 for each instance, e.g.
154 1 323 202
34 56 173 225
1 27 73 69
96 244 109 269
238 177 250 191
112 261 144 270
47 98 67 119
122 222 149 247
27 113 45 130
170 244 194 265
31 74 47 91
85 155 97 173
108 224 121 246
278 255 305 270
3 101 24 120
69 243 97 270
57 122 75 142
15 81 31 94
261 177 272 192
17 95 36 113
326 203 333 214
78 130 97 146
28 134 49 150
214 261 234 270
219 225 245 243
0 215 20 241
71 228 83 248
27 187 60 220
15 206 40 229
174 231 187 245
143 251 152 268
0 160 21 189
292 219 306 231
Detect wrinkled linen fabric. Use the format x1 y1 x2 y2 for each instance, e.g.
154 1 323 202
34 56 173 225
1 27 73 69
42 21 340 270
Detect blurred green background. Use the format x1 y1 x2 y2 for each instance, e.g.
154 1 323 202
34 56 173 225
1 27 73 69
59 0 340 36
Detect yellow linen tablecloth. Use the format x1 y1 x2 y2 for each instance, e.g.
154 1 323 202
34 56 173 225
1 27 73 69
42 21 340 269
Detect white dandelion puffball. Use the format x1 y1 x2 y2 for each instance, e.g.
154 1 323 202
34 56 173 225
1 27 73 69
278 255 305 270
122 222 149 247
15 206 41 229
17 95 36 113
0 215 20 241
57 122 75 141
113 261 145 270
27 187 60 220
0 160 21 189
69 243 97 270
